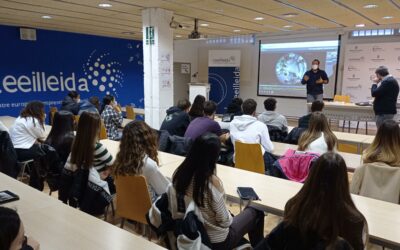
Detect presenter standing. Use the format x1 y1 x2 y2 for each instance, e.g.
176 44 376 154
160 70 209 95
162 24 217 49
301 59 329 103
371 66 399 128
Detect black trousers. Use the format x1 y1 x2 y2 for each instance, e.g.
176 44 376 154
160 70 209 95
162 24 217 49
15 144 45 190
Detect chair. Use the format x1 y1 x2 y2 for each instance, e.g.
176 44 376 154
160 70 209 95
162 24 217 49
99 122 108 140
115 175 152 239
125 105 136 120
50 106 58 125
334 95 351 132
234 141 265 174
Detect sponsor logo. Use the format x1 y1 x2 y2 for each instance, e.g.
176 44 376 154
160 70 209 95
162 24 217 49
371 54 384 62
372 46 384 52
349 45 363 52
345 84 362 89
347 65 359 71
348 56 365 61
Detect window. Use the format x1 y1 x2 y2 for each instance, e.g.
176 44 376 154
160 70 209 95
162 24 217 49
350 28 396 38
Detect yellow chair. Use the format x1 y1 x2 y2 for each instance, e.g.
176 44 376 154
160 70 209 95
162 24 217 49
234 141 265 174
115 175 152 230
50 106 58 125
99 122 108 140
334 95 351 132
126 105 136 120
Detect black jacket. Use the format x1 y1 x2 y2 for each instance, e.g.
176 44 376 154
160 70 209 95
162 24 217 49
61 96 80 115
371 76 399 115
160 107 190 137
0 131 20 178
44 132 75 164
301 69 329 95
298 114 311 129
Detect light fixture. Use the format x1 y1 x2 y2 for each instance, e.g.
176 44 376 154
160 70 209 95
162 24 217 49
282 13 298 18
233 29 241 32
355 23 365 27
122 32 134 35
98 3 112 8
176 35 182 38
382 16 393 19
283 25 292 28
254 17 264 21
215 9 224 13
41 15 52 19
200 23 209 27
363 4 378 8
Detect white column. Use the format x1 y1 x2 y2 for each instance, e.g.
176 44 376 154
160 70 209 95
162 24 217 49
142 8 174 129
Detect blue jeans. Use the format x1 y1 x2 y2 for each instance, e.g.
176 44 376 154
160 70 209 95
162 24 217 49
307 94 323 103
375 114 395 128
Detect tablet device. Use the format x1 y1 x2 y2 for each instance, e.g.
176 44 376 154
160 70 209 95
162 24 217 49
237 187 260 201
0 190 19 205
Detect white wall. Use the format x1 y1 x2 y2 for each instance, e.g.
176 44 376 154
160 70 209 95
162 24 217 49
173 29 398 117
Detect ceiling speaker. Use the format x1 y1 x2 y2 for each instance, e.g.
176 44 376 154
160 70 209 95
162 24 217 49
20 28 37 41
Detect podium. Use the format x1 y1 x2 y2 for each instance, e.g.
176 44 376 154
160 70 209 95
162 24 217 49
188 83 210 103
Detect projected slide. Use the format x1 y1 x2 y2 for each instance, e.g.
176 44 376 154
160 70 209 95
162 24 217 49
258 40 339 98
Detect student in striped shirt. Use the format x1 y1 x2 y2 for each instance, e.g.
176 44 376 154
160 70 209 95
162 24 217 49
61 111 114 214
172 133 265 249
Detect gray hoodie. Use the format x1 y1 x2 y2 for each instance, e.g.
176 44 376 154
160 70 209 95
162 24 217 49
258 111 288 133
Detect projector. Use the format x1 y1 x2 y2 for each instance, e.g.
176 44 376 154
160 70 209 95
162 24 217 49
188 18 207 40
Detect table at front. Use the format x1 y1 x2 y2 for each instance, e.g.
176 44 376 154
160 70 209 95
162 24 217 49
0 173 165 250
0 116 52 136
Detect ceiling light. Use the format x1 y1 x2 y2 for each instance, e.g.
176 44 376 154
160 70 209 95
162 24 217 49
122 32 134 35
382 16 393 19
355 23 365 27
233 29 241 32
254 17 264 21
176 35 182 38
215 9 224 13
363 4 378 8
41 15 52 19
282 13 298 18
200 23 209 27
283 25 292 28
98 3 112 8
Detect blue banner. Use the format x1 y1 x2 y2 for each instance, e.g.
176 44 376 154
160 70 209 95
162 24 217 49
208 50 240 114
0 25 144 117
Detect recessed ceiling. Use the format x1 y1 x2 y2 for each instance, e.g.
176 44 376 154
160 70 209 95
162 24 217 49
0 0 399 40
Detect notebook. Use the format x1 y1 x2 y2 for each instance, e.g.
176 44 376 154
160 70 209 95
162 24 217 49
237 187 260 201
0 190 19 204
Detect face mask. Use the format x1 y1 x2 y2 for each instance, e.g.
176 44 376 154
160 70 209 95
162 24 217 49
312 64 319 70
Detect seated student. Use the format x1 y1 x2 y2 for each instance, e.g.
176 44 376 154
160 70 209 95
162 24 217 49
226 97 243 116
100 95 123 140
45 111 75 164
10 101 46 162
298 112 337 155
230 98 274 162
114 120 170 202
160 99 191 137
0 207 40 250
78 96 100 115
188 95 205 121
298 100 324 128
258 97 288 133
173 133 265 249
61 91 80 115
351 119 400 203
255 153 367 250
61 112 114 215
185 101 228 142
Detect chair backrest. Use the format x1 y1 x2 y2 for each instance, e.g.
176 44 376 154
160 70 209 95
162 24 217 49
99 122 108 140
126 105 136 120
115 175 152 224
334 95 351 103
50 106 58 125
234 141 265 174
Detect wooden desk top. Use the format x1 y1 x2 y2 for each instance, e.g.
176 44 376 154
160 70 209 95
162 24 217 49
0 116 52 136
307 102 374 110
120 107 145 115
0 173 165 250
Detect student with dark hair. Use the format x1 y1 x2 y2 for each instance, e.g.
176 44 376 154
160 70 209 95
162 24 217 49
255 153 367 250
100 95 123 140
0 207 40 250
61 112 114 214
188 95 206 121
114 120 170 201
185 101 228 141
258 97 288 133
45 111 75 164
79 96 100 114
160 99 191 137
10 101 47 162
301 59 329 103
230 99 274 163
173 133 265 249
61 91 80 115
298 112 337 155
226 97 243 116
371 66 399 127
298 100 324 128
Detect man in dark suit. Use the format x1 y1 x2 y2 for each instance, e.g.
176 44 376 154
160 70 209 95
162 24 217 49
371 66 399 127
298 100 325 128
301 59 329 103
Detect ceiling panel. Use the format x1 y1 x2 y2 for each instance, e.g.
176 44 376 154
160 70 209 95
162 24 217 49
0 0 398 40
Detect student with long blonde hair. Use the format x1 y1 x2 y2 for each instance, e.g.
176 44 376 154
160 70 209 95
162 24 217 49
114 120 170 201
298 112 337 155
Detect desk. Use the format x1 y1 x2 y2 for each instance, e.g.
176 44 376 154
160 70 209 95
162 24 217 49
0 116 52 136
121 107 145 115
122 118 133 127
307 102 375 122
0 173 165 250
158 159 400 249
